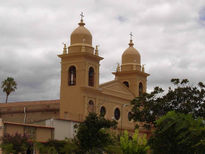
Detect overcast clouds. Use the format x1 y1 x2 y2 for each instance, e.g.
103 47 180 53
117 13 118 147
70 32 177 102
0 0 205 102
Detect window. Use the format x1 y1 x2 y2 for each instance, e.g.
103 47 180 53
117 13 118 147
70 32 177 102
114 108 120 120
88 67 94 87
139 82 143 96
68 66 76 86
88 100 94 113
100 106 106 117
123 81 129 87
128 112 132 121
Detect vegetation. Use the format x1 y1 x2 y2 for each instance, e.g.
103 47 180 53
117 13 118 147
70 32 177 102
35 139 77 154
149 111 205 154
120 130 149 154
1 77 17 103
131 78 205 129
74 112 117 153
0 133 31 154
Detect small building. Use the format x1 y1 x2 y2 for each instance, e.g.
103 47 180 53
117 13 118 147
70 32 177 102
0 119 54 154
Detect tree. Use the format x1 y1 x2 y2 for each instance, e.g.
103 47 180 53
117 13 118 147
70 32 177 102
120 130 149 154
74 112 117 153
148 111 205 154
35 139 78 154
1 77 17 103
0 133 31 154
131 78 205 128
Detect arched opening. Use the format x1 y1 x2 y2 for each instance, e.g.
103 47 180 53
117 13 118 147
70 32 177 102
88 100 95 113
68 66 76 86
139 82 143 96
123 81 129 87
100 106 106 117
114 108 120 120
88 67 94 87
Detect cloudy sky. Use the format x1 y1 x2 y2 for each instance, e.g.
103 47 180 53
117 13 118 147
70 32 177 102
0 0 205 102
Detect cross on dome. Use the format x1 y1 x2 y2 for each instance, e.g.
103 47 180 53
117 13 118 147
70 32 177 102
129 32 133 40
80 12 84 21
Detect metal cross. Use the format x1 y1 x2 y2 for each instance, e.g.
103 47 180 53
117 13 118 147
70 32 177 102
80 12 84 20
129 32 133 40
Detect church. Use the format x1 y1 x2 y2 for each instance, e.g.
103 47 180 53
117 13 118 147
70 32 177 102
0 16 149 141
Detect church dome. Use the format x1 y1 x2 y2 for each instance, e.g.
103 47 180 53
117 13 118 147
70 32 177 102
70 19 92 45
122 40 141 65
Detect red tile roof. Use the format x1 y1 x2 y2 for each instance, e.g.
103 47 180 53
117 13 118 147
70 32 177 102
0 100 60 107
4 121 54 129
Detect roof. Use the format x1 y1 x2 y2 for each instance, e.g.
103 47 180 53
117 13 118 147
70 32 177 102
0 100 60 114
0 99 59 107
100 80 135 100
4 121 54 129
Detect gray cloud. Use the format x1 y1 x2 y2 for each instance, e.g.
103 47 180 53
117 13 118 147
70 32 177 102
0 0 205 102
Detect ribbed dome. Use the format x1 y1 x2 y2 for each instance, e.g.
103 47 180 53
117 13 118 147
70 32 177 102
70 20 92 45
122 40 141 65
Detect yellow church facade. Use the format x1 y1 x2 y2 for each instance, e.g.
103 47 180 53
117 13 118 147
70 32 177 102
58 17 149 131
0 17 149 135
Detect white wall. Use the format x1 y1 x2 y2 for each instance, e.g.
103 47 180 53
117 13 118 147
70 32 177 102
46 119 79 140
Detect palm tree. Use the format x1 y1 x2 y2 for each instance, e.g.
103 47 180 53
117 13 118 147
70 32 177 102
1 77 17 103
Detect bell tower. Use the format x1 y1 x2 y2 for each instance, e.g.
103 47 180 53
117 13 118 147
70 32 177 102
58 15 103 121
113 35 149 97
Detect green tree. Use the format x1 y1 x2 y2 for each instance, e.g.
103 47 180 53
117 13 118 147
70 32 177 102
1 77 17 103
149 111 205 154
74 112 117 153
120 130 149 154
0 133 31 154
35 139 77 154
131 78 205 129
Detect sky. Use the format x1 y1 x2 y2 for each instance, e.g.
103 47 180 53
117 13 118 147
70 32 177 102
0 0 205 102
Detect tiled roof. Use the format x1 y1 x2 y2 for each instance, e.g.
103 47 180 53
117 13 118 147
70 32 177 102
4 121 54 129
0 100 60 107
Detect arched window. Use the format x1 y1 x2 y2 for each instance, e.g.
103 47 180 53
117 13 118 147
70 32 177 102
88 100 95 113
88 67 94 87
68 66 76 86
123 81 129 87
100 106 106 117
139 82 143 96
114 108 120 120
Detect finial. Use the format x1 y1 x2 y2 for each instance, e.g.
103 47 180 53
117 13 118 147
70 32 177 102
142 64 145 72
95 45 99 56
116 63 120 72
129 32 134 47
80 12 84 21
130 32 133 40
79 12 85 26
62 43 67 54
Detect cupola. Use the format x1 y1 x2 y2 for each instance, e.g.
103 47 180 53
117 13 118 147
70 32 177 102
70 19 92 45
68 15 94 54
122 40 141 65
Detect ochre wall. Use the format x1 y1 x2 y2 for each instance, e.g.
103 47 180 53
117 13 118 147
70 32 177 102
36 127 53 142
5 124 24 135
0 100 59 123
4 123 54 142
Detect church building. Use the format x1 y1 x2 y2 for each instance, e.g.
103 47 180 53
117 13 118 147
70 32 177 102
0 16 149 139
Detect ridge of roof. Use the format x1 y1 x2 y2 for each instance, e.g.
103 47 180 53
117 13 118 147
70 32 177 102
0 99 60 107
4 121 54 129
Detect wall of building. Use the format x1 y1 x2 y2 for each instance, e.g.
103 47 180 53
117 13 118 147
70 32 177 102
46 119 79 140
0 100 59 123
